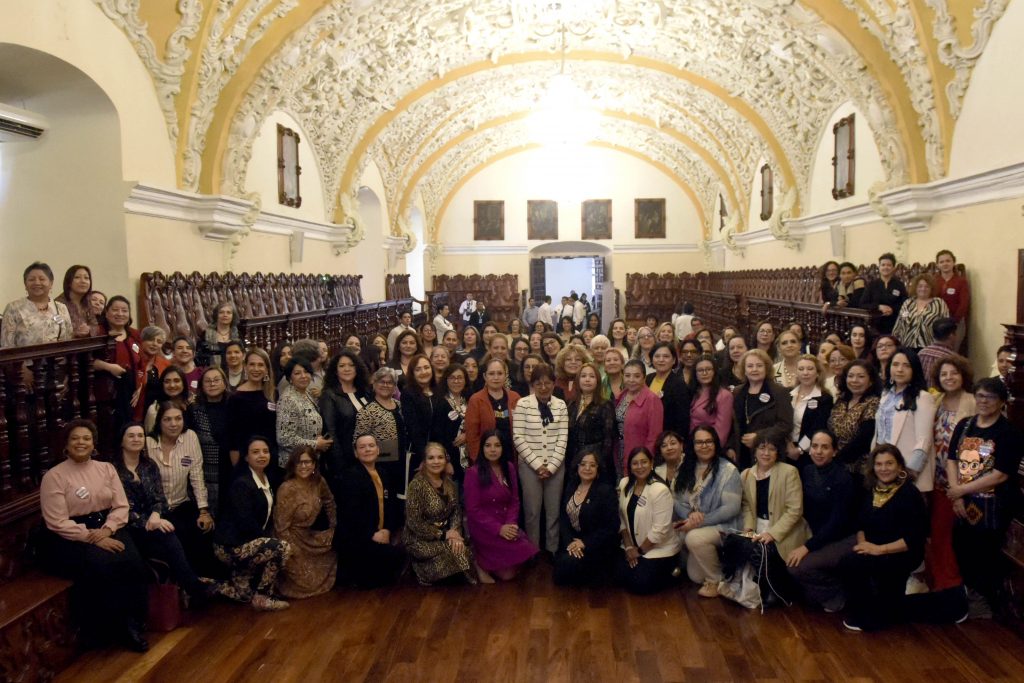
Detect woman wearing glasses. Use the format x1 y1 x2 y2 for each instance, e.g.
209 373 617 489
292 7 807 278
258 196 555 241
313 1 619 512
946 378 1024 618
672 426 742 598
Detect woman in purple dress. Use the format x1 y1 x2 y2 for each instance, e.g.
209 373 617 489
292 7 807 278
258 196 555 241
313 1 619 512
463 429 538 582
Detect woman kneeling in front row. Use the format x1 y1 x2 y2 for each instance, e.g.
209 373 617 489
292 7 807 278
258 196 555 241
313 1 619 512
840 444 928 631
616 446 681 594
337 434 405 588
212 436 292 611
404 442 476 586
553 448 620 586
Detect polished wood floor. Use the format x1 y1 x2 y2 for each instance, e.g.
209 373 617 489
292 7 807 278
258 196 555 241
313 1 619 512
58 562 1024 683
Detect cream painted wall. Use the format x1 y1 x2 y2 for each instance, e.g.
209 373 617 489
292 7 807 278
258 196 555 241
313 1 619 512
807 103 886 215
948 0 1024 179
0 74 130 305
719 194 1023 380
245 110 327 222
438 146 703 246
123 214 379 301
0 0 175 185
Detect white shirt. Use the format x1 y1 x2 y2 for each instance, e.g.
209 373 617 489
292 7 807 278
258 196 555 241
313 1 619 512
459 299 476 321
433 313 454 334
789 386 823 446
572 300 586 326
250 467 273 528
538 303 554 327
674 315 693 341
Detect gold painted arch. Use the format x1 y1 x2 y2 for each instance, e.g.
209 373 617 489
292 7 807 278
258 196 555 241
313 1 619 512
391 107 734 236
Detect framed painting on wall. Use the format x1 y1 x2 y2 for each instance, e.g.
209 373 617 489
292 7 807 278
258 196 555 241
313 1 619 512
527 200 558 240
635 198 666 238
277 124 302 208
582 199 612 240
473 200 505 241
832 113 855 200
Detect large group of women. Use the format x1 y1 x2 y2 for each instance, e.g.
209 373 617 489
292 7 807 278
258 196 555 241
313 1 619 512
3 252 1019 653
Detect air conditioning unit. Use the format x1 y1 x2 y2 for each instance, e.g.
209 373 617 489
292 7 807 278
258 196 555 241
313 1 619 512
0 103 49 141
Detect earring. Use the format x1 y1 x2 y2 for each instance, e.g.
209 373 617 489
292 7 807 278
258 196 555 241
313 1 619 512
897 470 908 481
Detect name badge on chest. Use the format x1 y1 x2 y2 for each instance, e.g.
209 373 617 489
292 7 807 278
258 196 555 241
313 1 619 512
75 486 90 500
759 393 770 403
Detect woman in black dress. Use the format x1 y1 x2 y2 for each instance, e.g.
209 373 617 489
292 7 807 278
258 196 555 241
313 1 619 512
567 362 615 484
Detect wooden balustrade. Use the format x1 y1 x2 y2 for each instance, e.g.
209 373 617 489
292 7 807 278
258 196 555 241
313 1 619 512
432 274 519 324
625 261 967 347
139 271 364 340
0 337 113 524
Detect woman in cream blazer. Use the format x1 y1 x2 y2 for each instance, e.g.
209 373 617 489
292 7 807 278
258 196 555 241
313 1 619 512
616 447 682 594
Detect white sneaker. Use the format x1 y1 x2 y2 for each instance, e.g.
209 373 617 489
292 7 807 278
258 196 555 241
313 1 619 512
905 575 929 595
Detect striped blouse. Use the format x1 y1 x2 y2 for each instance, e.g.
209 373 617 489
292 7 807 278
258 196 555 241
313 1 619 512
146 430 208 511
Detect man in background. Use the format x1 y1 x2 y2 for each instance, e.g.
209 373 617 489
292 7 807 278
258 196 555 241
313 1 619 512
433 303 454 335
386 310 413 356
538 295 555 328
459 292 477 326
571 293 586 330
522 297 540 330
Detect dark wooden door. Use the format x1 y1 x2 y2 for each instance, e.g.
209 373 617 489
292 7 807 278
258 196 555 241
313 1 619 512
530 258 546 303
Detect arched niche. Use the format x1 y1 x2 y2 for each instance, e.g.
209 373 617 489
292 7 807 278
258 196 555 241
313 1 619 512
0 43 130 301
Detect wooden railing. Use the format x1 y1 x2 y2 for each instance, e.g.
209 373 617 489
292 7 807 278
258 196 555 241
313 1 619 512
0 337 114 575
238 300 411 351
626 261 965 346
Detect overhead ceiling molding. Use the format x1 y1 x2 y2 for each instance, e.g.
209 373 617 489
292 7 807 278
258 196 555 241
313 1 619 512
123 182 354 244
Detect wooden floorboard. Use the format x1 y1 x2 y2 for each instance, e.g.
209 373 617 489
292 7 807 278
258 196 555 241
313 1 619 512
56 562 1024 683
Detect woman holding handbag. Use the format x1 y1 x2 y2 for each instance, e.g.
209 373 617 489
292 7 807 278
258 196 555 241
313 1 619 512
734 431 810 607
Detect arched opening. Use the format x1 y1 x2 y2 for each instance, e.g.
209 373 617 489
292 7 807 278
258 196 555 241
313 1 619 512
528 242 615 322
407 206 426 301
0 43 128 300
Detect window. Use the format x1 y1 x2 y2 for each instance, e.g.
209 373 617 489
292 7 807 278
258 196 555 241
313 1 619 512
277 124 302 208
832 114 855 200
759 164 773 220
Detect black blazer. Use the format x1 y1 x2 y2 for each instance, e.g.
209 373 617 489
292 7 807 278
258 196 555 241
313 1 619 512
861 277 907 333
646 372 692 438
318 386 369 482
431 393 467 481
401 389 436 471
795 392 835 449
215 469 272 547
338 464 401 546
558 482 620 554
730 380 794 469
567 400 615 484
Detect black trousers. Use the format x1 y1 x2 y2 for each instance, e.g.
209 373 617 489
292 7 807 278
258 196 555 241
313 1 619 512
166 500 222 578
39 528 149 641
340 539 405 589
953 523 1007 603
553 545 614 587
129 526 202 595
840 550 920 630
615 554 677 595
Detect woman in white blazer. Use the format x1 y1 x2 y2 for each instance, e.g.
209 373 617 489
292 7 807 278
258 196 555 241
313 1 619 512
616 446 682 594
512 365 569 554
873 348 937 492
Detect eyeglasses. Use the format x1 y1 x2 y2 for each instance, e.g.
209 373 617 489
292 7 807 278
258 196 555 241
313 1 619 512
974 393 1001 401
297 460 315 467
693 439 715 446
638 333 654 339
696 367 714 373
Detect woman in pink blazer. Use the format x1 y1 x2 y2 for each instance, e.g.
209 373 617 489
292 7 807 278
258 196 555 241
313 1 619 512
613 360 664 479
873 348 937 492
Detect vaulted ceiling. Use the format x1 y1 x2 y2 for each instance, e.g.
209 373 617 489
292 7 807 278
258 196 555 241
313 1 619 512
94 0 1009 243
